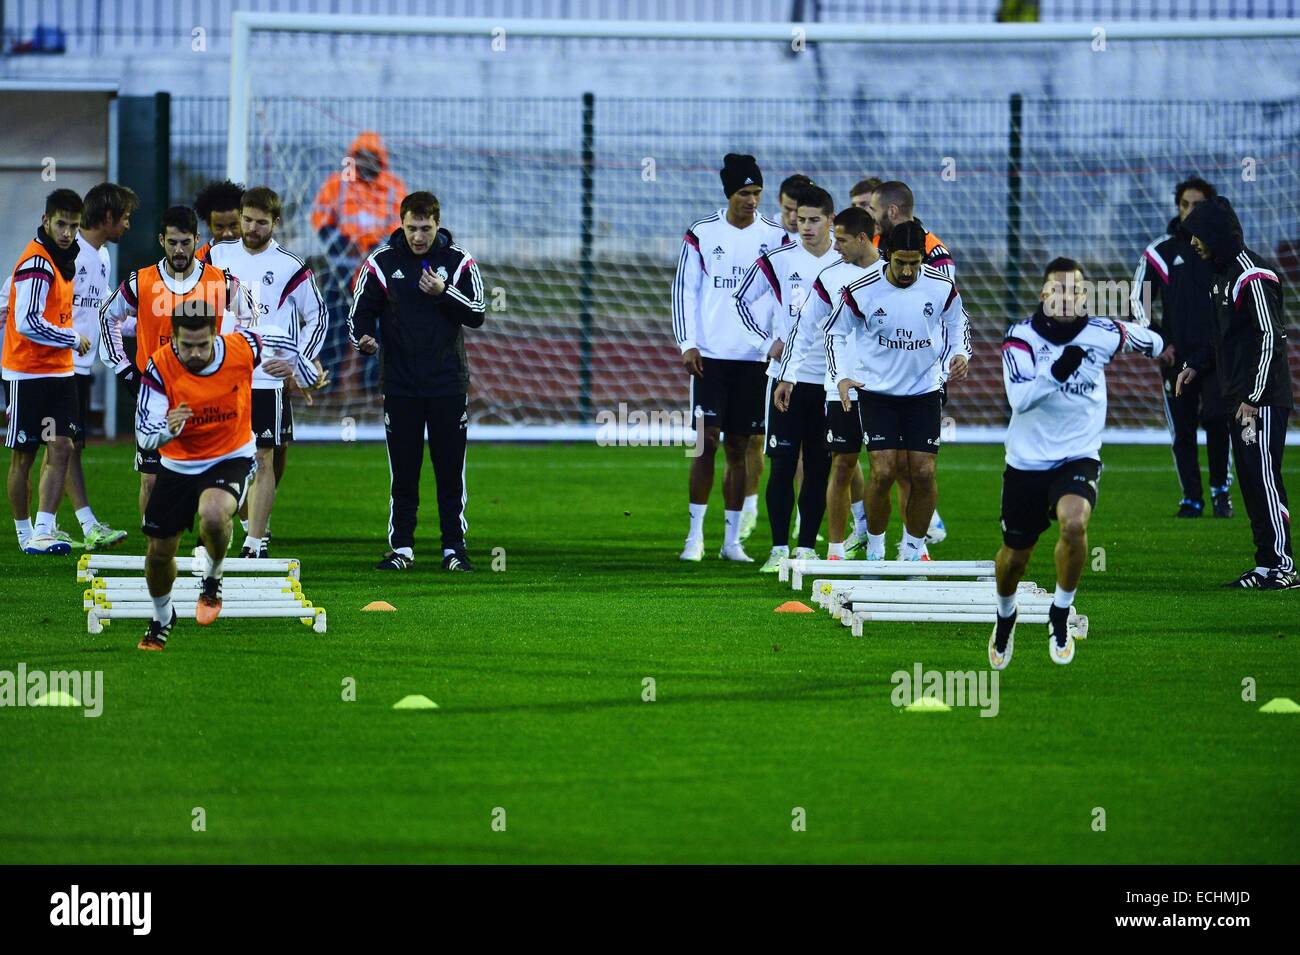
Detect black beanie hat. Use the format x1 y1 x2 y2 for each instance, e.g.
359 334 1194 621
721 154 763 198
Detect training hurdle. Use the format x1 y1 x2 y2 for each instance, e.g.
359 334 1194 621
77 552 300 583
847 607 1088 638
79 546 325 636
810 579 1043 611
87 606 327 634
780 558 996 590
778 557 1088 640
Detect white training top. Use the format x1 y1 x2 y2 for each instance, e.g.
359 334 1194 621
1002 314 1164 470
780 256 876 393
733 239 839 381
672 209 790 361
72 237 113 375
825 264 972 397
206 238 326 390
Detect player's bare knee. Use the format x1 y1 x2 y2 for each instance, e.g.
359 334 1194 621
909 453 937 484
1059 514 1088 541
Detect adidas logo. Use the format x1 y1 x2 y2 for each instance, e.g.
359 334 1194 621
711 246 725 257
1038 345 1052 357
872 307 887 318
260 429 272 438
789 272 802 281
391 269 405 279
77 265 87 275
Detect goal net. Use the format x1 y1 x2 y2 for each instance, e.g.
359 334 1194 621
223 15 1300 440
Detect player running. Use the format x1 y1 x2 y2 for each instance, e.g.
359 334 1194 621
100 206 254 518
776 205 879 561
135 301 295 650
3 190 92 554
673 154 789 562
206 186 328 558
734 184 839 571
990 258 1166 669
825 221 971 563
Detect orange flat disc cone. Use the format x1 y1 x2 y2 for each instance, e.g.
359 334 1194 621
362 600 397 612
774 601 814 613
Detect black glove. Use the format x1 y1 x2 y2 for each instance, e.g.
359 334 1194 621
1050 345 1087 382
116 365 139 391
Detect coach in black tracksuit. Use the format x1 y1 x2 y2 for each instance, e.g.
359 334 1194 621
1133 179 1232 518
348 191 485 572
1179 196 1295 589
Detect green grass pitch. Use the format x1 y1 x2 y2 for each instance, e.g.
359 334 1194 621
0 440 1296 863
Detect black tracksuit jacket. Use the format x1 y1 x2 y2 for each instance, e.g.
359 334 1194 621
347 226 486 397
1182 197 1293 410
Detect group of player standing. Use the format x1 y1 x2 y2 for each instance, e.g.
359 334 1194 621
3 180 329 649
672 154 1293 669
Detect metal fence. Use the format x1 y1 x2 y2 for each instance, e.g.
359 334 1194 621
168 93 1300 428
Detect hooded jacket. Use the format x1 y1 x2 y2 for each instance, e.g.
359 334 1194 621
1182 197 1292 409
1130 214 1216 365
310 131 409 258
347 226 485 398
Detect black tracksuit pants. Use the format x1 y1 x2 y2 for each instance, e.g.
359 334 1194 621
1162 365 1231 503
384 393 469 554
1230 405 1293 573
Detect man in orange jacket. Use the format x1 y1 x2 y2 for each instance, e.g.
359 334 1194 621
311 131 407 393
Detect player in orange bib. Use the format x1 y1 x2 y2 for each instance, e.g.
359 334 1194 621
134 301 293 650
3 189 93 555
99 205 253 519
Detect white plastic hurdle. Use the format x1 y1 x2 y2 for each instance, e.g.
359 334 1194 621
89 576 300 593
848 607 1088 638
77 552 301 583
780 558 996 590
85 591 310 611
810 579 1043 611
78 546 325 637
838 598 1056 624
87 606 327 634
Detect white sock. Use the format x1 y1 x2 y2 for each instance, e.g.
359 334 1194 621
997 593 1018 618
34 511 56 535
243 537 262 553
724 510 741 548
209 551 225 579
14 519 32 545
770 544 789 556
1255 566 1270 576
240 519 249 533
851 501 867 535
1053 585 1076 609
75 506 97 533
866 532 886 559
151 593 173 625
687 503 707 541
901 530 926 559
828 541 845 558
395 546 414 559
443 548 457 558
742 494 758 517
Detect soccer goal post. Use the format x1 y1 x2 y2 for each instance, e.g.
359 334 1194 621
224 14 1300 442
